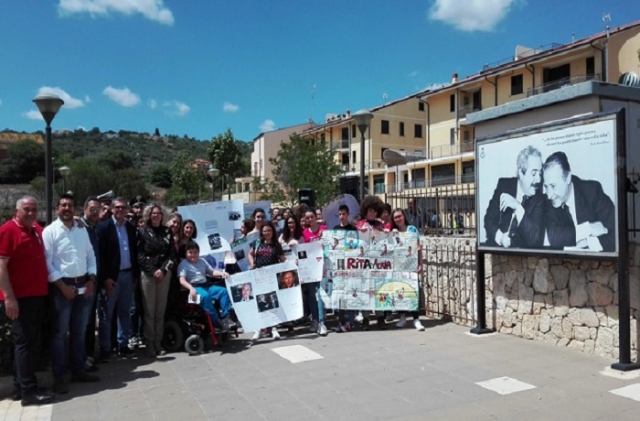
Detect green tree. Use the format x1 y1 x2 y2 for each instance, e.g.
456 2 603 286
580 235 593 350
208 129 243 200
263 134 341 206
0 139 45 183
98 150 134 171
169 150 200 204
148 164 172 188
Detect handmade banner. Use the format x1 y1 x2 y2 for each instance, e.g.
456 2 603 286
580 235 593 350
226 261 303 332
321 229 420 311
229 232 259 272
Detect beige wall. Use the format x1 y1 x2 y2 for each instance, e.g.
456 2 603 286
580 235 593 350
251 122 313 181
610 26 640 79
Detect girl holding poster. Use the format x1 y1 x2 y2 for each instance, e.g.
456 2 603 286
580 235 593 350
248 221 286 341
391 208 425 332
302 209 328 336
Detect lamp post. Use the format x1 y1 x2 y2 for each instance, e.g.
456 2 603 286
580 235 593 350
59 165 71 194
33 94 64 224
207 166 219 202
352 109 373 203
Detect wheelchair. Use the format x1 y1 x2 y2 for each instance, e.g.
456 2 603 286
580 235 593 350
162 274 238 355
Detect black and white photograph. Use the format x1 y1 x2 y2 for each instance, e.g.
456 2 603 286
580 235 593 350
228 211 242 221
234 249 245 261
477 115 619 256
231 282 254 303
207 233 222 250
297 251 308 259
256 292 280 312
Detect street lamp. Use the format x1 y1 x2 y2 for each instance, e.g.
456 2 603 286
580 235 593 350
207 166 219 202
59 165 71 194
33 94 64 224
352 109 373 202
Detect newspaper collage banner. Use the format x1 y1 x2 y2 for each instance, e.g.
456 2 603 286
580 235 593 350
321 230 420 311
226 261 303 332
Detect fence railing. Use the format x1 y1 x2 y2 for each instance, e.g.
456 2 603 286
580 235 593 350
330 139 350 150
385 174 475 194
526 73 601 97
385 183 477 237
457 104 482 118
429 142 474 159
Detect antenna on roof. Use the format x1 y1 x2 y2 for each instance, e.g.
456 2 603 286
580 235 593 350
309 84 316 123
602 13 611 37
382 93 388 104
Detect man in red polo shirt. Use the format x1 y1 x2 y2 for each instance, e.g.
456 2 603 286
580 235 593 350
0 195 54 406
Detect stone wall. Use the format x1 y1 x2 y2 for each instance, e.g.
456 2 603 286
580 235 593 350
421 236 640 360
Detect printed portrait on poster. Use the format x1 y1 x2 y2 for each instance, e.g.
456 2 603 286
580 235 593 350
477 115 619 256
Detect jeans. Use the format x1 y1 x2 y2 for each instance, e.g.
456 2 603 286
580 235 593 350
301 283 318 321
140 270 171 351
194 284 231 323
98 270 134 353
51 283 93 379
84 289 98 361
317 279 333 322
11 296 45 395
130 278 144 339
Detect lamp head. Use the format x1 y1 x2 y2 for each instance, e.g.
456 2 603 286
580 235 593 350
32 94 64 126
352 109 373 135
58 165 71 178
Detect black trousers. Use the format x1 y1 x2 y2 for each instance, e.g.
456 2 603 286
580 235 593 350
85 291 98 360
12 296 45 394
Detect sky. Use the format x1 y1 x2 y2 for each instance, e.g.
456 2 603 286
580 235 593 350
1 0 638 143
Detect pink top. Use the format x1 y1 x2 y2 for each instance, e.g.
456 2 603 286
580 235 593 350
302 224 327 242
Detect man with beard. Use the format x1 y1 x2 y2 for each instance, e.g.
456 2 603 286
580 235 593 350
43 194 99 394
542 151 615 252
484 145 545 249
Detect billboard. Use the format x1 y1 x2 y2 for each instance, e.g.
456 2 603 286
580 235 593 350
477 112 621 257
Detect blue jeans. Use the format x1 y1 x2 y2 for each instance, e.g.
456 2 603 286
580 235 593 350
301 283 318 321
51 283 93 379
317 279 332 322
195 284 231 323
98 271 134 352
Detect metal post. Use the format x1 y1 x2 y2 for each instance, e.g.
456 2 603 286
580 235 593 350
211 178 215 202
470 249 492 334
45 125 53 225
359 131 365 202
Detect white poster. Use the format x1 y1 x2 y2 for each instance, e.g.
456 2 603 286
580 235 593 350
229 232 259 272
226 261 303 332
292 242 323 284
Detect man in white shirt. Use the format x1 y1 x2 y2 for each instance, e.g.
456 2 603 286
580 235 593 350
43 194 100 395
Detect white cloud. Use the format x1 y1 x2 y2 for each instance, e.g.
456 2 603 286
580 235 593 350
428 0 517 32
58 0 174 25
84 95 91 103
223 102 239 113
24 110 44 120
163 100 190 116
36 86 85 109
103 86 141 107
149 99 157 109
259 119 276 132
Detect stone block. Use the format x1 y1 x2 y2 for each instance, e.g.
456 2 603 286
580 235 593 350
517 284 534 314
574 326 591 341
569 269 588 307
532 294 546 315
629 266 640 311
539 313 551 333
567 340 584 351
550 265 570 290
502 308 514 327
587 283 613 307
595 327 615 355
567 308 582 326
590 327 597 339
562 317 573 337
587 266 614 286
543 331 558 345
512 323 522 337
553 289 569 316
551 317 563 338
533 259 553 293
524 271 534 287
584 339 595 354
557 337 570 347
580 308 600 327
522 315 539 339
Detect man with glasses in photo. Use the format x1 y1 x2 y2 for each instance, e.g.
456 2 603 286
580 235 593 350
96 197 139 361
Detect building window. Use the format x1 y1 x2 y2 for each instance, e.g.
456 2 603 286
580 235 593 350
450 128 456 145
381 120 389 135
320 134 325 143
399 122 405 137
352 150 356 165
341 127 349 140
462 160 475 183
412 168 426 188
351 124 356 138
586 56 595 77
373 175 385 194
511 74 523 95
450 94 455 112
414 124 423 138
418 102 425 111
431 163 455 186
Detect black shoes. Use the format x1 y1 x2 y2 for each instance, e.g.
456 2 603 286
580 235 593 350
21 392 54 407
12 386 47 401
52 379 69 394
118 347 136 358
71 372 100 383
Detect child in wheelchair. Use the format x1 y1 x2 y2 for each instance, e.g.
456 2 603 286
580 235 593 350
177 241 236 333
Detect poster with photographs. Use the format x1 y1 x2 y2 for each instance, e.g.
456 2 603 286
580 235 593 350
226 261 303 332
477 113 619 256
228 232 259 272
319 230 420 311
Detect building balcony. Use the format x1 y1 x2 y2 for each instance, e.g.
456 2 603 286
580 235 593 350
429 142 474 159
385 173 475 193
458 104 482 118
330 139 350 151
526 73 601 97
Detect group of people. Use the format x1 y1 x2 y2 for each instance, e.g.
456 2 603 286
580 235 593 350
483 146 615 252
0 192 428 407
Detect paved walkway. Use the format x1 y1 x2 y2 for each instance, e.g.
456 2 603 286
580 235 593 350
1 318 640 420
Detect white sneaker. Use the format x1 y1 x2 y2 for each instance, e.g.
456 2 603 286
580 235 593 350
414 319 425 331
318 322 328 336
271 327 280 340
396 315 407 328
251 331 260 342
355 312 364 323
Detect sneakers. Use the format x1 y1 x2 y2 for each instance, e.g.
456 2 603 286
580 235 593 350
251 331 260 342
318 322 328 336
156 348 167 357
118 347 136 358
355 312 364 323
52 379 69 395
128 335 141 350
71 372 100 383
271 327 280 340
309 319 318 333
414 319 425 331
396 314 407 328
220 316 236 333
385 312 394 322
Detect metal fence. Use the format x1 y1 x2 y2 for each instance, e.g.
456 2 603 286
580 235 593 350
421 240 477 326
385 183 477 237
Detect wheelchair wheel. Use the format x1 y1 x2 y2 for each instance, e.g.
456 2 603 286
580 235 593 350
162 320 184 353
185 334 204 355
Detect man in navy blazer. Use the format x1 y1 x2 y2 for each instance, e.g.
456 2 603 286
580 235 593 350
96 197 139 360
543 152 616 252
484 145 546 249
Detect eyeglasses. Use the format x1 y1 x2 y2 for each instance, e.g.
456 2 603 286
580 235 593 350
113 206 127 210
393 214 404 219
88 207 100 213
